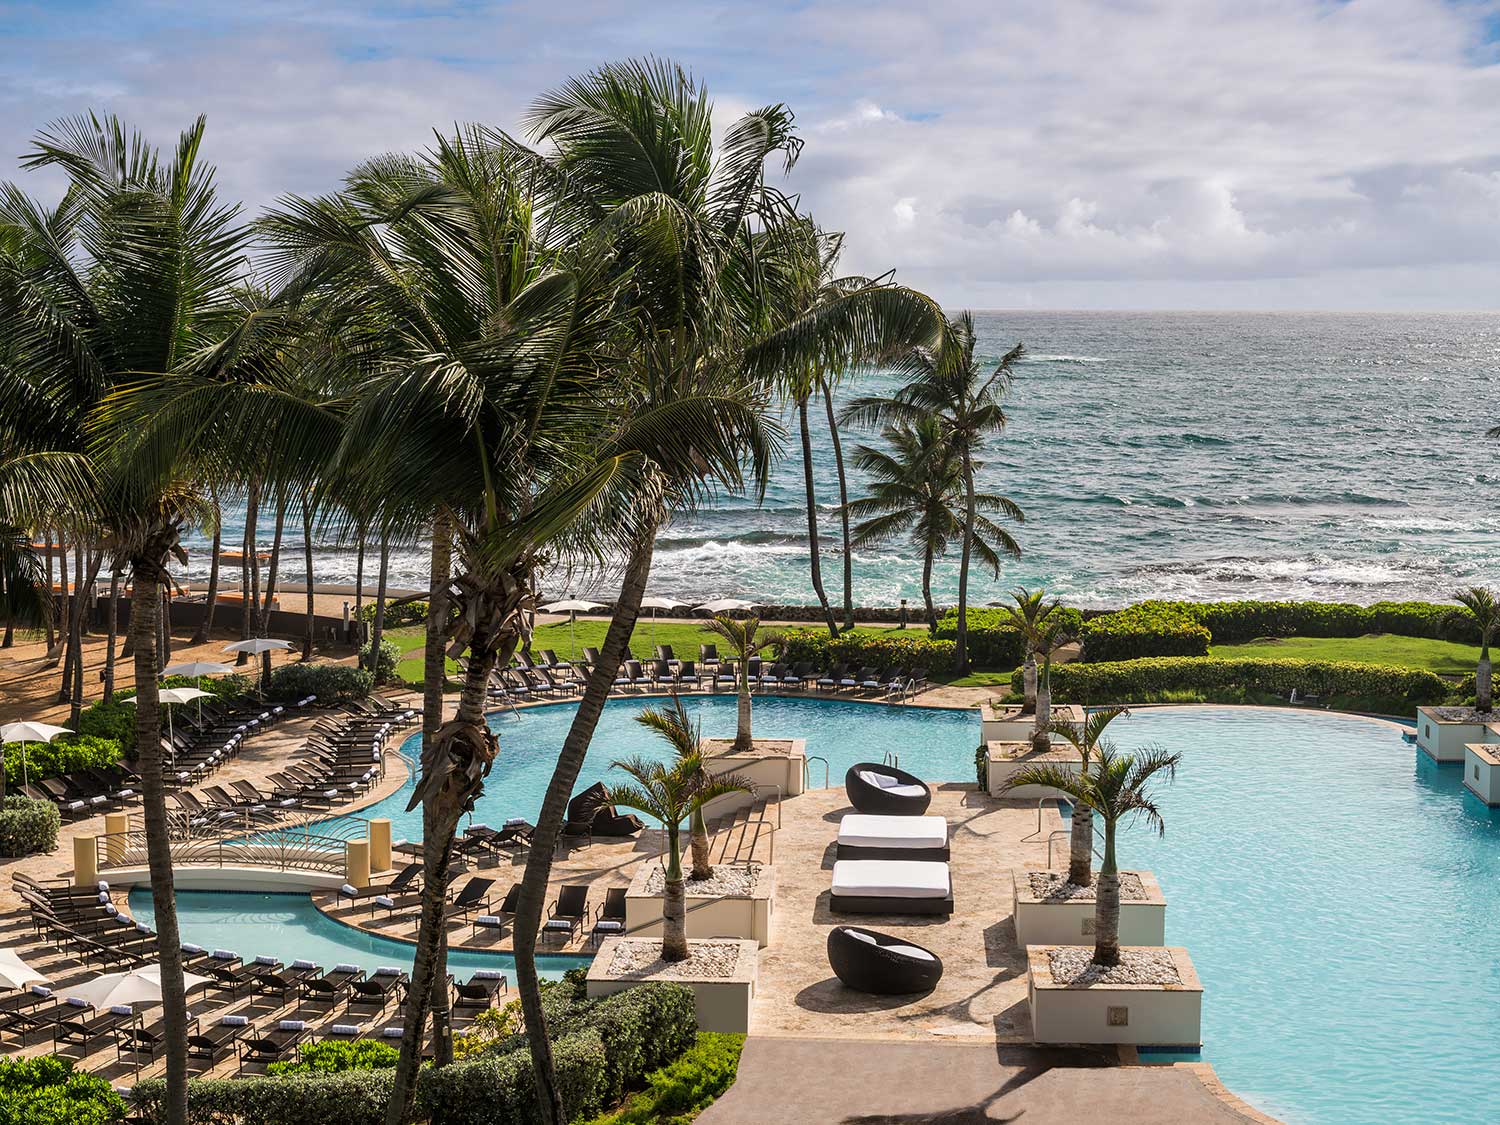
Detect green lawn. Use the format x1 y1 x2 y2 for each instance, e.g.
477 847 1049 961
1209 633 1480 676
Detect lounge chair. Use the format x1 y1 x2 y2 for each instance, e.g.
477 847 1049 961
543 885 589 943
829 859 953 916
54 1003 136 1053
591 887 627 946
827 925 944 994
301 963 364 1004
563 781 643 840
844 763 933 816
837 814 949 861
817 662 849 693
453 970 508 1010
651 658 679 688
473 883 521 936
348 967 407 1009
187 1014 252 1062
714 659 738 690
238 1019 308 1065
677 659 700 688
445 877 496 922
699 643 719 669
116 1023 167 1068
622 659 650 691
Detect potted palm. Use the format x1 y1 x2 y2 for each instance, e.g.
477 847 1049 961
1003 710 1168 948
1417 587 1500 763
1030 620 1075 751
587 698 763 1032
1455 587 1500 713
703 614 784 751
1003 587 1058 716
1007 742 1201 1046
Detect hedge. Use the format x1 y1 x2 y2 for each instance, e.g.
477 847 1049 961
357 600 428 627
4 733 120 783
0 1055 126 1125
359 639 401 684
780 629 956 676
933 606 1084 669
1080 602 1212 662
135 1069 394 1125
0 796 61 857
579 1033 746 1125
1165 599 1475 645
267 662 373 704
266 1039 398 1076
1010 656 1450 708
79 675 250 747
417 1028 606 1125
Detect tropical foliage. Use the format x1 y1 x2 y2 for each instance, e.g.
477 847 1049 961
1079 602 1212 662
1452 587 1500 712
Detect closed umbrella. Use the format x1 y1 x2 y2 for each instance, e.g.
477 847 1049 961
1 721 73 789
640 595 688 651
68 964 209 1009
0 946 49 990
540 598 604 662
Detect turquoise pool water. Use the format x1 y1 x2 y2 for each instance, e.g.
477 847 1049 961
1108 707 1500 1125
128 889 589 981
342 695 979 841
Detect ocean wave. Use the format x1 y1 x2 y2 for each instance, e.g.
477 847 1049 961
1022 353 1108 364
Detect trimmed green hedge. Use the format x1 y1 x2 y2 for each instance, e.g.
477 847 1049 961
5 733 120 783
579 1033 746 1125
1011 656 1450 710
79 676 250 748
266 1039 398 1076
1080 602 1212 662
0 1055 127 1125
268 662 373 704
0 796 61 857
357 600 428 627
135 1069 393 1125
1170 599 1473 645
933 607 1085 669
780 630 956 676
417 1028 606 1125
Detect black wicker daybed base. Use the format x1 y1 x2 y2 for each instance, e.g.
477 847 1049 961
830 892 954 915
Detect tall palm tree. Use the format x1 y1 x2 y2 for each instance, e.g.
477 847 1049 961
845 418 1022 633
606 700 755 961
843 313 1022 675
1454 587 1500 713
1045 706 1130 887
1 112 256 1125
1004 587 1060 716
704 614 784 752
1000 741 1180 966
1031 619 1075 751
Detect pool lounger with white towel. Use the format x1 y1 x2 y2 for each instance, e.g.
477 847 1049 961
837 814 949 861
830 859 953 915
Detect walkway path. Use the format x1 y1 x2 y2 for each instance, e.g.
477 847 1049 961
698 1038 1260 1124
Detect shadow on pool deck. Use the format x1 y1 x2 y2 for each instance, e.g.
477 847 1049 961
697 1038 1262 1124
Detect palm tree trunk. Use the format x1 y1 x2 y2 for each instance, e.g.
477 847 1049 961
51 537 69 672
160 583 173 668
1022 649 1038 715
514 523 656 1125
423 511 454 1069
689 806 713 881
954 458 977 675
921 544 937 635
129 567 190 1124
821 378 856 631
260 488 288 635
798 397 838 636
368 533 390 680
103 566 121 696
735 658 752 751
58 544 78 701
1478 646 1492 712
1033 662 1051 751
1093 823 1121 967
385 646 498 1125
662 827 689 962
238 481 259 665
42 531 55 652
67 552 104 728
1067 804 1094 887
301 492 316 660
353 527 366 647
192 489 221 645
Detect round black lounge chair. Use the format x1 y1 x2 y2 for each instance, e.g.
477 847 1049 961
827 925 944 995
844 762 932 816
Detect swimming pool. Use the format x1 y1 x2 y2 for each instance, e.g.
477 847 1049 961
342 695 979 841
1107 707 1500 1125
128 889 590 982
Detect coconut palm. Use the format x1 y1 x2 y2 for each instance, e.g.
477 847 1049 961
704 615 784 752
846 418 1022 633
843 312 1022 675
605 701 755 961
1031 619 1076 751
1003 587 1060 716
1000 741 1180 966
1044 706 1130 887
1454 587 1500 712
0 112 257 1125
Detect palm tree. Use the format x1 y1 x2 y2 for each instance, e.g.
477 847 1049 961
1454 587 1500 712
704 615 784 752
1000 741 1180 966
843 313 1022 675
1 112 256 1125
1044 706 1130 887
1031 619 1075 751
846 418 1022 633
606 699 755 960
1004 588 1060 716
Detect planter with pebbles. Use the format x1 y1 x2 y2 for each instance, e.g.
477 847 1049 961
1012 867 1167 949
625 862 776 948
1027 945 1202 1047
586 936 759 1033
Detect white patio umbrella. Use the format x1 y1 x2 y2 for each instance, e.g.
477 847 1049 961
1 721 73 789
223 637 293 694
640 595 688 651
0 946 49 990
695 598 757 616
68 964 209 1009
162 661 232 719
119 687 208 745
539 598 604 662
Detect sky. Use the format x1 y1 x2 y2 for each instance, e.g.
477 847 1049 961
4 0 1500 310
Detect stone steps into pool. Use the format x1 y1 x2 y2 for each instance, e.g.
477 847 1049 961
707 796 775 866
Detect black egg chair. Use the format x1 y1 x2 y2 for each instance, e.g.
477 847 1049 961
827 925 944 995
844 762 932 816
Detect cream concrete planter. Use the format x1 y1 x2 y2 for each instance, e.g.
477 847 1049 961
586 937 758 1033
624 863 776 948
1415 706 1498 763
979 703 1083 744
1464 743 1500 805
985 742 1082 800
1012 868 1166 948
1027 945 1202 1047
700 737 806 813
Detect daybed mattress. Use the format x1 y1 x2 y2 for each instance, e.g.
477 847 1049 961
831 859 951 899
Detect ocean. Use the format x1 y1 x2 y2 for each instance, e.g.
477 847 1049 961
177 311 1500 609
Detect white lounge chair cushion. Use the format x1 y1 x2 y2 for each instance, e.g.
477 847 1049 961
593 920 624 932
278 1019 306 1031
110 1004 134 1015
845 929 879 945
475 915 502 927
332 963 360 973
374 896 395 908
221 1014 249 1026
884 944 938 961
382 1026 404 1038
331 1024 360 1035
831 860 951 900
472 970 506 980
857 769 903 790
839 815 947 851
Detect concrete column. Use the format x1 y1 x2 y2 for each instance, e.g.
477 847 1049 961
73 834 98 888
103 811 130 866
345 839 371 889
368 819 392 873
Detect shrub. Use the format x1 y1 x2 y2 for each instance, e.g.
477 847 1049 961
0 1055 127 1125
1150 599 1476 645
780 629 956 676
77 697 136 746
267 662 373 704
359 639 401 684
933 606 1084 670
135 1069 394 1125
417 1027 607 1125
357 600 428 627
1011 656 1450 712
585 982 698 1107
0 796 61 857
266 1039 398 1076
1080 602 1212 662
579 1033 746 1125
4 733 120 783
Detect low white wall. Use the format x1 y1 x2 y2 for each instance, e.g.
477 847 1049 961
625 865 775 947
99 864 346 893
586 938 757 1034
980 704 1083 744
1028 946 1202 1047
701 739 805 817
1464 744 1500 806
1013 873 1166 948
1415 708 1495 763
986 743 1082 800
